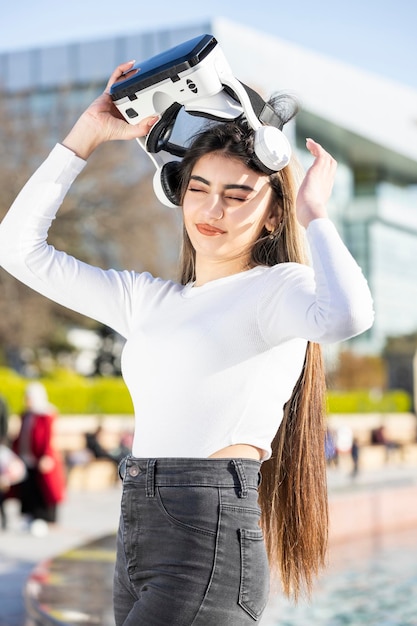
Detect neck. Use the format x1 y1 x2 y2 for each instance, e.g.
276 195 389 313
194 257 251 287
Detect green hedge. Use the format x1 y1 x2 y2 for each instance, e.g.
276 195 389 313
0 367 133 415
0 367 412 415
327 389 412 413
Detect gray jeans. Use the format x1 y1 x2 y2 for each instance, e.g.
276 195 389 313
114 457 269 625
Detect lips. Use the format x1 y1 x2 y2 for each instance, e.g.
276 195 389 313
196 223 226 236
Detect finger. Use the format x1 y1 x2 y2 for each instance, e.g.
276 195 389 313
105 60 136 93
306 138 337 170
130 114 160 137
305 137 327 158
116 114 160 142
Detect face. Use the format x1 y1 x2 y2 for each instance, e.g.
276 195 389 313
182 153 278 277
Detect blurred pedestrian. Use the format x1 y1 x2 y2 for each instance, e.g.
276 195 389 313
0 394 11 529
0 394 8 442
351 437 360 478
85 424 119 464
325 428 338 467
12 382 66 535
0 440 26 530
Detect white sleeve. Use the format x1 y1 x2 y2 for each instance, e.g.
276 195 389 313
259 218 374 344
0 143 139 338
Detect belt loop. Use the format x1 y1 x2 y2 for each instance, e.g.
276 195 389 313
231 459 248 498
118 456 128 481
146 459 157 497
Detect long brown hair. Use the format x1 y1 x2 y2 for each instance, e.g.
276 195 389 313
177 103 328 600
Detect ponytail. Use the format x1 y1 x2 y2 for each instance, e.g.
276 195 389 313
259 342 328 600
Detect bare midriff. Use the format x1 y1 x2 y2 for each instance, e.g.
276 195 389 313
208 444 263 460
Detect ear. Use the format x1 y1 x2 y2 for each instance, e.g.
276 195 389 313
264 198 284 232
264 212 279 233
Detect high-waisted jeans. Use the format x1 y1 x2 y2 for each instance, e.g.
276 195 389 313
114 457 270 625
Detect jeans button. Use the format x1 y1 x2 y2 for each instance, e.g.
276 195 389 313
128 465 140 477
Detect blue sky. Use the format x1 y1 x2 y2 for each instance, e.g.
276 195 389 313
1 0 416 89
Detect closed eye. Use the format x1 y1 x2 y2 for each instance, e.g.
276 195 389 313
225 195 247 202
188 186 206 193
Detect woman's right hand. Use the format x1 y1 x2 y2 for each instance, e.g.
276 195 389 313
62 61 159 160
295 138 337 228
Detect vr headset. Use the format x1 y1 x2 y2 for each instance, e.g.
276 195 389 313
110 34 291 208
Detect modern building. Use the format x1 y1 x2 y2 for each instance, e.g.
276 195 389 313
1 18 417 355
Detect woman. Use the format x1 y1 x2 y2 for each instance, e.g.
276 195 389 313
0 61 373 624
12 382 66 534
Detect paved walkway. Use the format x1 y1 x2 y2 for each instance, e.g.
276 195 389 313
0 487 121 626
0 465 416 626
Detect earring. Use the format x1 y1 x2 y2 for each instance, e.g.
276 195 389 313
268 221 284 240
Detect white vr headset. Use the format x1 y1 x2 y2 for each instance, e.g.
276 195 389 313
110 34 291 208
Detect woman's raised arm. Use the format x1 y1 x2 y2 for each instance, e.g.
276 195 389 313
62 61 159 159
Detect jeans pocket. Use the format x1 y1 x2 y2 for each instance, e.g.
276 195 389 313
156 486 219 536
238 528 270 620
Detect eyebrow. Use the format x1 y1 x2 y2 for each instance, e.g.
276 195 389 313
190 175 255 192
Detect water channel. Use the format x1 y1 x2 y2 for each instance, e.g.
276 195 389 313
261 526 417 625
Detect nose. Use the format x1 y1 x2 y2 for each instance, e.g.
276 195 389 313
203 195 224 220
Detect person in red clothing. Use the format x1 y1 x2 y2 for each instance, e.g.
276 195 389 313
13 382 66 534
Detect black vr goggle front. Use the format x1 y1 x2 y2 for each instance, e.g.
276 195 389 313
110 34 292 208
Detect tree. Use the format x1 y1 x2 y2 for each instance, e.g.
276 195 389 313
383 333 417 406
0 84 181 369
327 350 387 391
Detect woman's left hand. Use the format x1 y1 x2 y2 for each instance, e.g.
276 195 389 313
62 61 159 160
296 138 337 228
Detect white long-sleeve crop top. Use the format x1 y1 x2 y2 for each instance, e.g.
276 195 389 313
0 144 374 459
